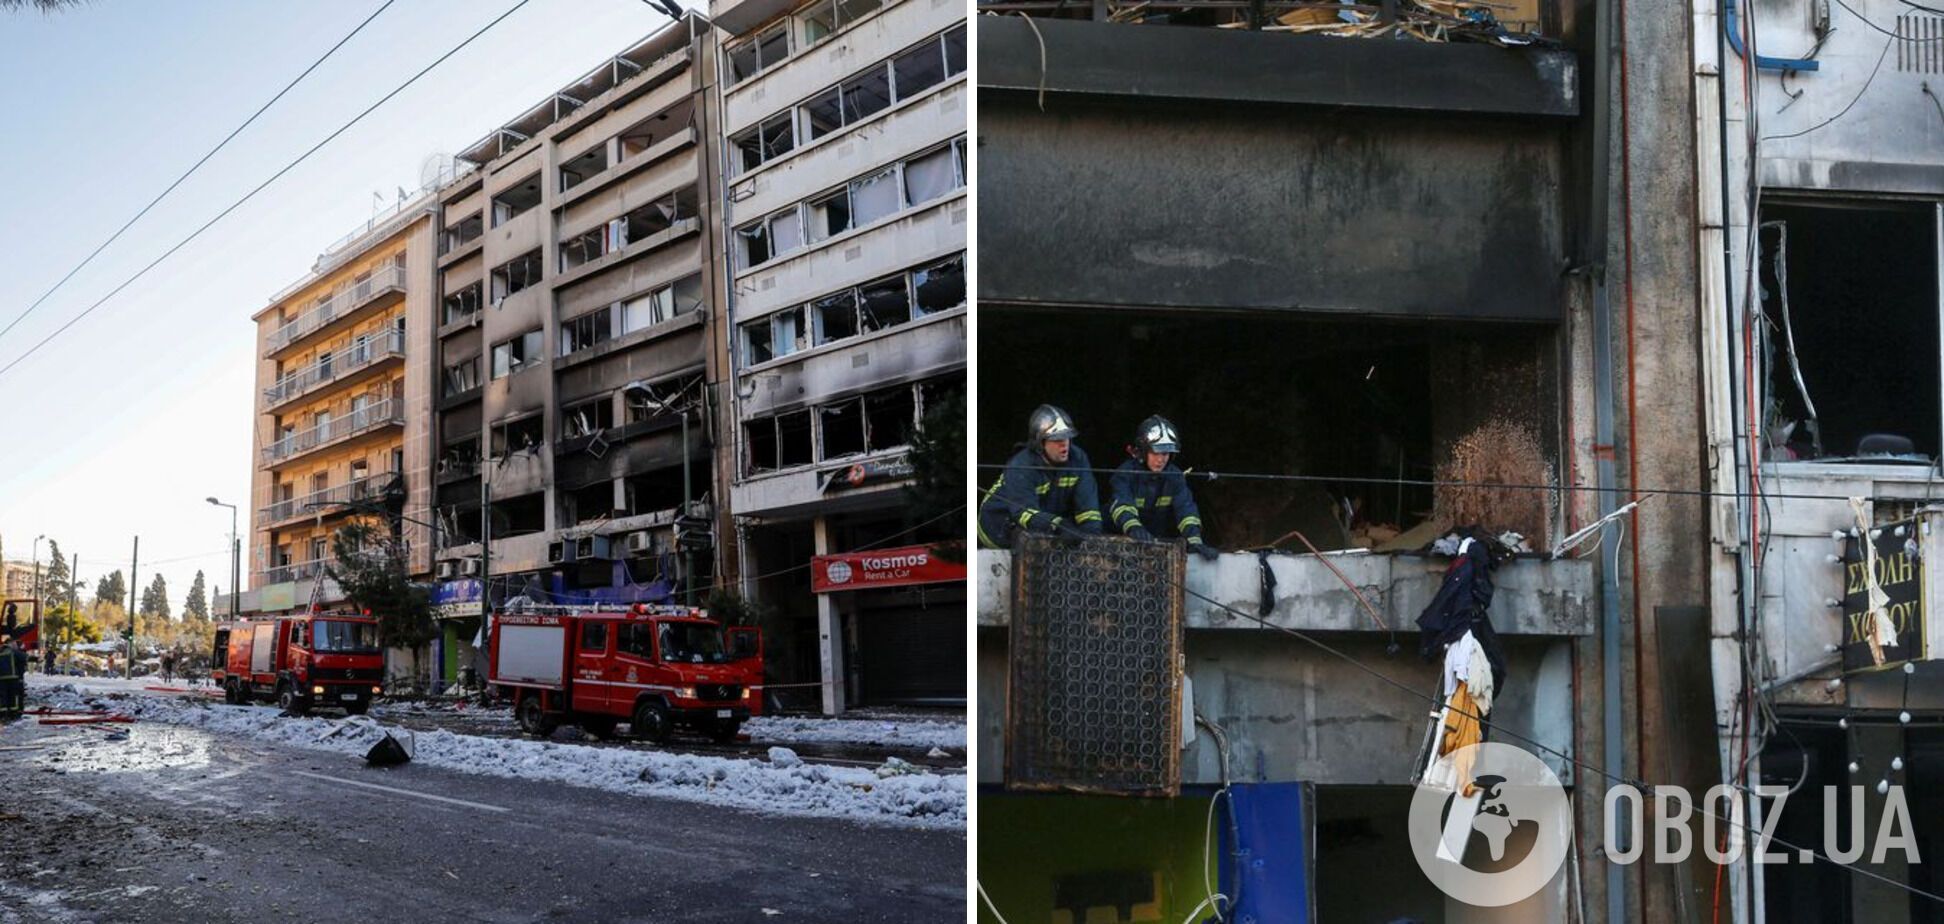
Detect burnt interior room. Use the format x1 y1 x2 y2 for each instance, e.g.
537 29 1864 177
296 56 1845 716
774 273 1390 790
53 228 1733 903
1757 199 1940 463
978 307 1561 550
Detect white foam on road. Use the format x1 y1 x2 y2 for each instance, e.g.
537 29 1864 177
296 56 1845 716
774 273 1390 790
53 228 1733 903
23 678 964 832
743 715 965 752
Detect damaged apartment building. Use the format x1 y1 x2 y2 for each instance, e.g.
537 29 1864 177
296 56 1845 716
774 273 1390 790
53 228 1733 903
972 0 1719 917
1697 0 1944 920
425 15 731 683
710 0 968 712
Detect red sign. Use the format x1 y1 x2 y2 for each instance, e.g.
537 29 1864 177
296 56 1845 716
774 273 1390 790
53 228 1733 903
811 544 965 593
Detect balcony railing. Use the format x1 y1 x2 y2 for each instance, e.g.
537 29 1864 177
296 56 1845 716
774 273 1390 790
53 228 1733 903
262 328 405 409
261 397 405 466
258 557 329 586
265 264 407 356
259 470 403 526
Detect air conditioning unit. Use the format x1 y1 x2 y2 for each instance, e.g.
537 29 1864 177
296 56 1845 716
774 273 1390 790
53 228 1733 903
576 535 613 560
547 540 575 564
460 559 482 577
436 561 457 580
624 531 654 556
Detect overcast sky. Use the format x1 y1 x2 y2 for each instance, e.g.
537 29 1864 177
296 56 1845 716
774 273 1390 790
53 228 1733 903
0 0 687 608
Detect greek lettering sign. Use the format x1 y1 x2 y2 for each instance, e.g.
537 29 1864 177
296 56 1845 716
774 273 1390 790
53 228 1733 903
811 544 965 593
818 455 914 494
1841 518 1926 672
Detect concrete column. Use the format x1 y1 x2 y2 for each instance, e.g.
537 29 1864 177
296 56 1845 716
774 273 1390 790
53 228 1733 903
813 515 846 716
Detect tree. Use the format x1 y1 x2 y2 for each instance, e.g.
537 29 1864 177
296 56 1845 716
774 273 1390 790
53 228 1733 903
95 570 126 607
328 522 435 648
139 573 170 620
184 570 209 620
0 0 88 11
45 603 103 646
40 540 69 610
904 385 966 561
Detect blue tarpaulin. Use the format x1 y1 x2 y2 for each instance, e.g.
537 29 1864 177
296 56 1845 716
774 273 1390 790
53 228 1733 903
1219 782 1313 923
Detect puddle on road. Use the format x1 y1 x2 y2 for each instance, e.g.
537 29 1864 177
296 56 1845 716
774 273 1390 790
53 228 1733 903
28 724 213 775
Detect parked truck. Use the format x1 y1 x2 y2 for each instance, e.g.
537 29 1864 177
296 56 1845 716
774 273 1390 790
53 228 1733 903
489 604 762 744
211 612 384 715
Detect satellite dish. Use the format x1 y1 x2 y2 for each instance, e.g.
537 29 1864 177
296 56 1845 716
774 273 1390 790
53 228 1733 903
419 153 456 192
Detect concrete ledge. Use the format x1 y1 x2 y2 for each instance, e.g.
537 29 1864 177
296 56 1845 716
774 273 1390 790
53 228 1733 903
975 547 1595 635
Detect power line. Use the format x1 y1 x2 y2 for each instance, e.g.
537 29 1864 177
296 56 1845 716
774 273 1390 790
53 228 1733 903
0 0 396 350
0 0 539 385
1762 30 1897 141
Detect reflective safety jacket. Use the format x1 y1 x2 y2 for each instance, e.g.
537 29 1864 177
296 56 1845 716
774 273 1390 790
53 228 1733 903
978 445 1104 548
1107 458 1206 545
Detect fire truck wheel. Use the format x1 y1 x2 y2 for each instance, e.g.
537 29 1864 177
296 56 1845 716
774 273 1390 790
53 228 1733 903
579 716 619 740
632 699 672 745
516 693 558 738
707 719 742 744
223 680 239 705
277 682 310 716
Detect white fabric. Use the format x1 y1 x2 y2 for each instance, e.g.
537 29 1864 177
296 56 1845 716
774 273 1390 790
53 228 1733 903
1440 629 1496 715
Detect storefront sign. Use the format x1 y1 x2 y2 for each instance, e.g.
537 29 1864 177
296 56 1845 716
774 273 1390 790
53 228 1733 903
1841 518 1927 671
432 579 484 621
812 544 964 593
819 455 914 494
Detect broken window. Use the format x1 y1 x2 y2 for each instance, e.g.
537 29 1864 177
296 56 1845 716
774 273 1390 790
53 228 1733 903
490 329 542 379
903 143 958 207
440 436 480 479
858 274 911 332
1758 199 1942 462
836 0 881 27
625 465 690 513
441 213 482 255
560 308 613 357
623 374 700 424
893 38 947 100
559 146 608 192
565 480 615 526
943 23 966 74
731 112 796 175
913 254 965 315
802 87 844 141
490 415 545 457
671 274 703 316
767 207 804 259
726 22 790 85
442 283 481 325
490 174 542 227
618 186 698 245
442 355 480 397
618 98 691 159
746 419 780 473
820 398 867 458
800 0 838 44
807 189 852 243
841 64 892 124
772 306 808 357
560 226 607 271
490 250 543 303
778 410 814 466
867 384 917 450
561 395 615 438
490 491 546 537
622 287 670 335
737 222 771 270
815 291 859 344
849 168 899 228
744 317 774 365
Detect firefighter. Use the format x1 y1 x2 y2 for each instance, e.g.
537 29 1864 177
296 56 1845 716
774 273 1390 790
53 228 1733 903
0 634 21 716
978 404 1104 548
1108 415 1219 561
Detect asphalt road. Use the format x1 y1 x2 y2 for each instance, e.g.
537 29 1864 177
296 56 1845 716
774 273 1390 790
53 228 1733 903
0 717 964 923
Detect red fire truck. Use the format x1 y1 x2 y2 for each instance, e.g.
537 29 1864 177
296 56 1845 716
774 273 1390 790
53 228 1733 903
489 604 762 744
211 613 384 715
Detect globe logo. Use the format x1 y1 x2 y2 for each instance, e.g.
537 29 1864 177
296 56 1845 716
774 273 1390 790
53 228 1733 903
826 561 853 585
1408 742 1572 906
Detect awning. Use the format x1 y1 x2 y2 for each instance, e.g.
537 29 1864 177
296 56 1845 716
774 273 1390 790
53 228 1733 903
812 544 965 594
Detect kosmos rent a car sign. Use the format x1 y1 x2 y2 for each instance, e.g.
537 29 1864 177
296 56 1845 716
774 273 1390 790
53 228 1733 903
811 544 966 593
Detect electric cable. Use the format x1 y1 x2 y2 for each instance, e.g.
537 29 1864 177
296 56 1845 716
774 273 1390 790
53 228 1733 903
0 0 541 385
0 0 396 349
1761 31 1897 140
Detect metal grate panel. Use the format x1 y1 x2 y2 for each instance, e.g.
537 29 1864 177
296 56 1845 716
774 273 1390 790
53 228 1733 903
1005 534 1184 796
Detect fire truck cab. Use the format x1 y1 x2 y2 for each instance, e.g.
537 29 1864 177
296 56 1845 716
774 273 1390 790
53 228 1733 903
489 604 762 744
212 613 384 715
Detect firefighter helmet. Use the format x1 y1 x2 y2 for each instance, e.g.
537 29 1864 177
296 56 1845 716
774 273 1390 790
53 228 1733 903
1134 415 1180 455
1028 404 1079 448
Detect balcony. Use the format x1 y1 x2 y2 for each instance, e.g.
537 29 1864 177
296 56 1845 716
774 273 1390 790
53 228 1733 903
258 557 329 587
261 329 405 411
264 264 408 358
258 470 403 528
260 397 405 468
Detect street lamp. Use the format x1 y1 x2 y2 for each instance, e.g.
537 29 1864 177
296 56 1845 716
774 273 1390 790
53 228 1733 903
31 534 44 611
206 497 239 620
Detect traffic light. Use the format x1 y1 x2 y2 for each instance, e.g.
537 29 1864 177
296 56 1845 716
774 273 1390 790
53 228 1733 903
120 628 134 641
